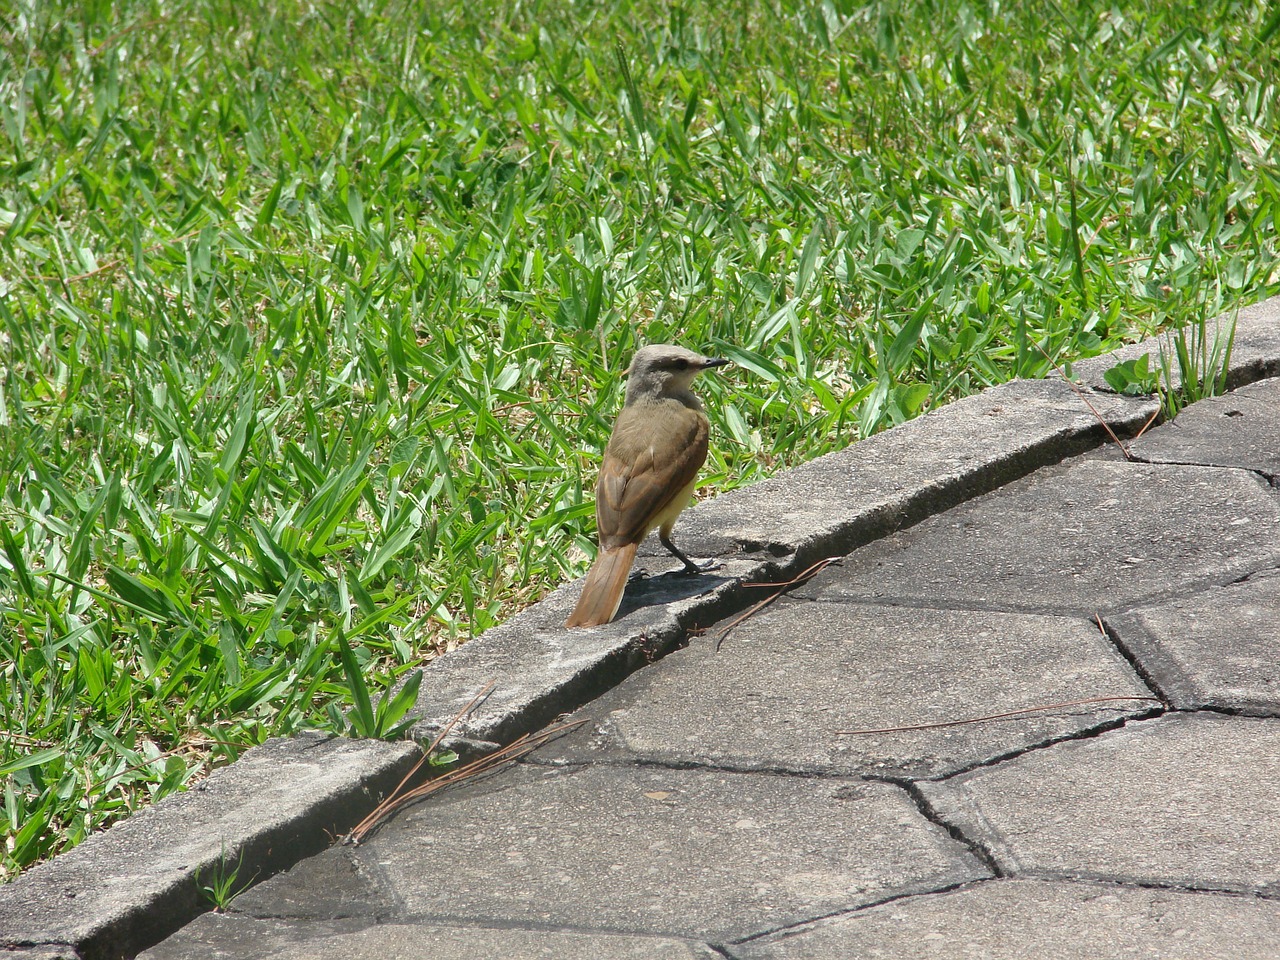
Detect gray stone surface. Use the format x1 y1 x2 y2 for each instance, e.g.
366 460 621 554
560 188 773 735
1072 294 1280 394
218 847 397 921
1130 376 1280 477
0 734 418 960
675 378 1159 565
1225 294 1280 383
404 558 772 750
919 713 1280 894
348 763 987 941
731 879 1280 959
1106 568 1280 712
0 948 80 960
805 458 1280 615
140 914 719 960
542 600 1156 779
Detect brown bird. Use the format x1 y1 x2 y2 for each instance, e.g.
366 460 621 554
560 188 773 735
565 344 729 628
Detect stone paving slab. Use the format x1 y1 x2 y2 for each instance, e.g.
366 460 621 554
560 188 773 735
540 600 1156 779
331 763 985 942
1129 375 1280 477
137 916 369 960
1106 568 1280 713
918 713 1280 895
730 878 1280 960
139 914 720 960
0 734 418 960
215 846 396 921
804 458 1280 616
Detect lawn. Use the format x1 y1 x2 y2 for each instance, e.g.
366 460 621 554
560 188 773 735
1 0 1278 878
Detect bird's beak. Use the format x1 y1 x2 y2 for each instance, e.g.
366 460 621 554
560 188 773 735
701 357 730 370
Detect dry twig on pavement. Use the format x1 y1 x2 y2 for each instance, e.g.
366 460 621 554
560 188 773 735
713 556 843 651
1030 340 1162 459
343 681 586 845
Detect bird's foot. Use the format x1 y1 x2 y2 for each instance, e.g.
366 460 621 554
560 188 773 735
678 557 721 576
627 568 651 583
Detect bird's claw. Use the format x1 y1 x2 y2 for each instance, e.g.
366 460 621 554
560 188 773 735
679 558 721 576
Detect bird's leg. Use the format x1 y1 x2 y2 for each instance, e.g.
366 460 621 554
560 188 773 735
659 530 720 575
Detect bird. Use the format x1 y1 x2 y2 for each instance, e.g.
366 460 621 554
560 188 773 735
565 344 729 628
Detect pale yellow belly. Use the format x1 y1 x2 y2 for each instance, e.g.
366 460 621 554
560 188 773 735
647 475 699 539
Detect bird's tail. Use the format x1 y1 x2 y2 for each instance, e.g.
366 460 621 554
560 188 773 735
565 543 639 628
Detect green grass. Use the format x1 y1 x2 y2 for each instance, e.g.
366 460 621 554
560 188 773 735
2 0 1278 878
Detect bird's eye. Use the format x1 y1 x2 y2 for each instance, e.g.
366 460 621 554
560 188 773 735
673 358 689 370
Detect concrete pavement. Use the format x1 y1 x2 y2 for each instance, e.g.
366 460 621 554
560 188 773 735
4 296 1280 958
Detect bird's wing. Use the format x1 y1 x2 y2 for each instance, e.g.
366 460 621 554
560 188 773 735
595 402 709 549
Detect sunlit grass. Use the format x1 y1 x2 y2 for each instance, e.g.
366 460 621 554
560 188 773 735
2 0 1278 877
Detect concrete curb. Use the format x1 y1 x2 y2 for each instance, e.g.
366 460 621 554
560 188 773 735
3 295 1276 959
0 735 418 960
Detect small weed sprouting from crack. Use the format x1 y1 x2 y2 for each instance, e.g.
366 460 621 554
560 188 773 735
195 845 259 913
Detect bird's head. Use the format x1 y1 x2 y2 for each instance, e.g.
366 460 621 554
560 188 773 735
623 345 729 403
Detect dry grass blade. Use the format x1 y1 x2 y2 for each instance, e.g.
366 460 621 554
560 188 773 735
342 680 496 844
1134 403 1163 441
344 715 587 845
1031 341 1153 458
834 696 1162 736
713 557 842 651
